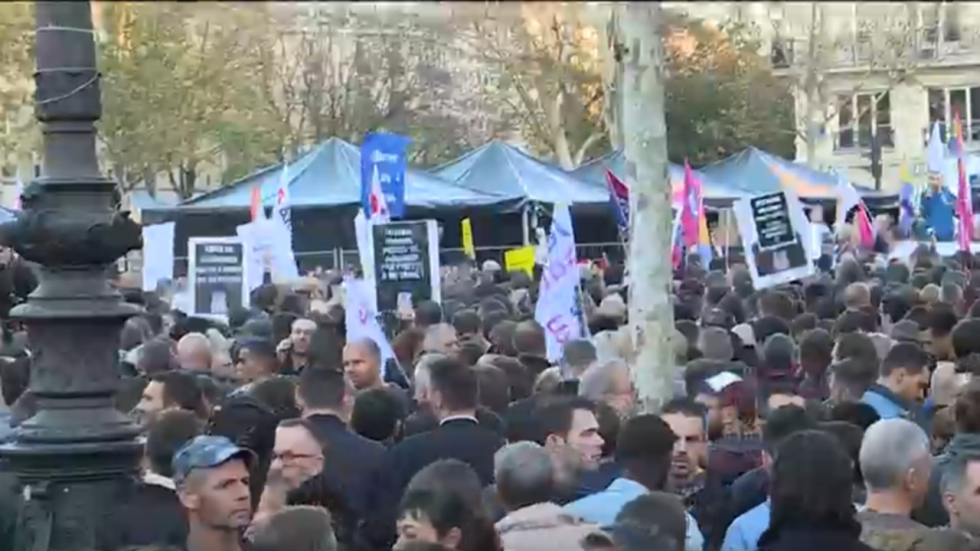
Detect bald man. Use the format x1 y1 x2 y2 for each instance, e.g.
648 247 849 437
343 338 384 391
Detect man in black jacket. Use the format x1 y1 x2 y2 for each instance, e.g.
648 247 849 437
296 367 385 528
361 356 504 550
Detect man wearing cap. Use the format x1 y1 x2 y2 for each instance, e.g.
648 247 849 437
173 435 253 551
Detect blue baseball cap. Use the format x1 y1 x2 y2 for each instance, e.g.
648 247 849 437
171 435 253 484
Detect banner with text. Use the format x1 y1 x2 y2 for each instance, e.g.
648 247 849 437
372 219 441 312
187 237 249 319
361 132 411 219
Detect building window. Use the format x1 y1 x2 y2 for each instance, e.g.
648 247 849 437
836 92 893 150
927 86 980 142
944 2 962 42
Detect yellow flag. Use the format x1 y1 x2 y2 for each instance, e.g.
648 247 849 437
504 246 535 276
461 218 475 259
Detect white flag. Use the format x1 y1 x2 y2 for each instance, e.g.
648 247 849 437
534 204 583 362
269 160 299 280
344 276 395 377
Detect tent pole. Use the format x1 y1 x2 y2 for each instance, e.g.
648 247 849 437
522 206 531 246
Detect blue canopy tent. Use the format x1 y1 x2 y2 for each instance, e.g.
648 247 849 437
157 137 510 213
571 150 750 208
432 141 610 206
700 147 898 207
139 138 515 268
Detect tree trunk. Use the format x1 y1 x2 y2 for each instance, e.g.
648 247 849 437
618 2 675 413
803 2 823 167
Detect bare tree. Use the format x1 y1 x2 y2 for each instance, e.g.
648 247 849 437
467 3 608 169
617 2 676 413
249 3 491 168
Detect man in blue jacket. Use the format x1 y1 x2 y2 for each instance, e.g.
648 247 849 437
862 342 930 427
918 174 956 241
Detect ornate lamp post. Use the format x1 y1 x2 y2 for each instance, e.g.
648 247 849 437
0 2 143 549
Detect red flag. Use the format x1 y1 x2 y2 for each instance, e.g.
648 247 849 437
855 204 875 249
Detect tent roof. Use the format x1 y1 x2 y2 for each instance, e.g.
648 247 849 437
432 141 609 206
572 150 750 205
166 138 509 212
699 147 891 200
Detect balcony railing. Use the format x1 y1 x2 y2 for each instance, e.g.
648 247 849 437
771 32 980 70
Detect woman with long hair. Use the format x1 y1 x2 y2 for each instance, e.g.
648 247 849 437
758 430 876 551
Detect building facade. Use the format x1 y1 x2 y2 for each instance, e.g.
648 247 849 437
666 2 980 190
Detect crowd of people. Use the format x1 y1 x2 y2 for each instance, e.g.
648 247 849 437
2 244 980 551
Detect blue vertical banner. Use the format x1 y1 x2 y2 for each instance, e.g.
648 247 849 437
361 132 411 219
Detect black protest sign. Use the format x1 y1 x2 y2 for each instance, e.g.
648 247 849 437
750 192 797 252
189 238 246 317
372 220 438 313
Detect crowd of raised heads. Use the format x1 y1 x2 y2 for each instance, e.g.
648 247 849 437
3 248 980 551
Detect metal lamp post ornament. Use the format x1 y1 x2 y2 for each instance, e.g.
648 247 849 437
0 2 144 549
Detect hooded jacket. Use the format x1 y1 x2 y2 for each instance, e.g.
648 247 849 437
914 433 980 527
495 502 608 551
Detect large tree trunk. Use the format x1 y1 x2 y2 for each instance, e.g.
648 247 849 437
619 2 676 413
803 2 823 167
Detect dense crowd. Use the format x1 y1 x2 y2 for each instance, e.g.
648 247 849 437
2 245 980 551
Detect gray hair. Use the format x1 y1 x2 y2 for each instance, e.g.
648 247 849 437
859 418 930 492
579 358 627 401
413 353 447 401
494 441 555 510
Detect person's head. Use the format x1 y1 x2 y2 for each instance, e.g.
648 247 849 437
473 363 509 415
272 419 325 489
250 376 300 421
697 327 733 362
610 492 688 551
834 333 878 369
512 321 546 357
414 300 444 329
798 328 833 379
236 338 278 384
427 356 478 418
398 460 494 551
249 506 337 551
929 303 960 359
173 435 253 532
395 489 473 551
829 401 880 431
176 332 212 372
534 397 604 480
137 337 177 377
828 358 877 404
660 398 708 480
616 414 676 492
412 353 447 406
860 418 932 508
942 452 980 537
296 366 354 419
577 359 634 417
953 380 980 435
766 430 859 538
762 404 816 470
879 342 931 403
136 370 206 425
844 282 871 310
289 318 317 356
493 441 555 511
145 409 202 478
560 339 598 379
450 310 482 340
422 323 460 357
760 333 797 378
833 309 877 336
342 338 383 391
351 387 406 444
